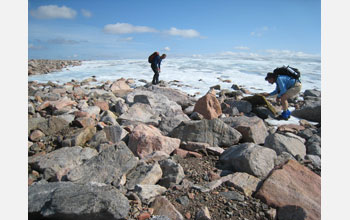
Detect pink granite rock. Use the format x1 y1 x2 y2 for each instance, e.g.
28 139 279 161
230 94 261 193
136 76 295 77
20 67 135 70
193 93 222 120
255 160 320 220
128 124 181 158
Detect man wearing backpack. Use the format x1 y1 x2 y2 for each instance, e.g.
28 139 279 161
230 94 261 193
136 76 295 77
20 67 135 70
149 52 167 85
261 68 302 120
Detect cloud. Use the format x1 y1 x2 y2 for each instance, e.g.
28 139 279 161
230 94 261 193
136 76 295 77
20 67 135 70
164 47 171 51
165 27 201 38
47 37 84 45
81 9 92 18
30 5 77 19
28 44 44 50
251 26 269 37
103 23 157 34
265 49 320 59
235 46 250 50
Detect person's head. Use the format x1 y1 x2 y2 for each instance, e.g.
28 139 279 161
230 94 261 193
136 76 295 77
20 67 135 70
265 72 276 84
161 54 167 59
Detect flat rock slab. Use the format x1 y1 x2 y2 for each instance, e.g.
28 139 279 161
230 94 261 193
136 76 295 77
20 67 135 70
255 160 321 220
28 182 130 220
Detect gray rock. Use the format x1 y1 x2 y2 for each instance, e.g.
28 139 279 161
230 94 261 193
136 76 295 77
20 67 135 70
304 89 321 97
158 113 190 135
190 111 204 120
126 162 163 190
264 132 306 158
57 114 75 124
225 100 252 114
28 117 47 135
170 119 242 148
158 159 185 188
292 100 321 123
307 134 321 145
297 128 314 140
111 99 129 116
88 130 109 148
274 152 296 166
277 205 307 220
252 106 275 119
176 196 190 206
103 125 128 143
119 103 161 126
220 191 245 202
28 103 36 115
28 182 129 220
145 86 195 109
219 143 277 178
306 142 321 157
29 146 98 181
67 142 138 185
134 184 167 204
305 155 321 169
221 116 268 144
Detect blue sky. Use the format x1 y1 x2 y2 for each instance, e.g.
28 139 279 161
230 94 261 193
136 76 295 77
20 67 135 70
28 0 321 60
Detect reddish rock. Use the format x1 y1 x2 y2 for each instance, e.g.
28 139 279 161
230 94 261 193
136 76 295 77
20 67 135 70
173 148 190 158
50 98 77 111
29 130 45 142
181 141 209 154
128 124 181 159
74 117 96 128
94 100 109 111
193 93 222 120
137 212 151 220
36 101 50 111
255 160 320 220
187 151 202 158
185 212 191 219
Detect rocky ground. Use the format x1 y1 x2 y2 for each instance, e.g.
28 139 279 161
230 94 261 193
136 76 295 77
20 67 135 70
28 77 321 220
28 59 82 75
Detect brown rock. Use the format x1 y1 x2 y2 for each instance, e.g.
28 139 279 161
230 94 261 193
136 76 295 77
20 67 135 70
187 151 203 158
173 148 190 158
277 124 305 134
94 100 109 111
74 117 96 128
128 124 181 159
110 78 132 93
29 130 45 142
193 93 222 120
225 172 261 196
255 160 320 220
150 196 184 220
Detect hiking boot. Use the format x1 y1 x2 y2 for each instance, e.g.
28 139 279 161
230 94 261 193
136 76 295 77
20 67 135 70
278 110 291 120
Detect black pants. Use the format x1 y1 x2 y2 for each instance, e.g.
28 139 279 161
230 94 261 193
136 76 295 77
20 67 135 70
151 64 159 85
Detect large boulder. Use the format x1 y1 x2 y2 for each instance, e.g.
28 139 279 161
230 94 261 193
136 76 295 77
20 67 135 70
221 116 268 144
146 85 195 109
292 100 321 123
110 78 132 94
264 132 306 158
28 182 130 220
224 100 252 114
255 160 321 220
67 142 138 185
170 119 242 148
128 124 181 159
219 143 277 178
28 146 98 181
119 103 161 126
193 93 222 119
